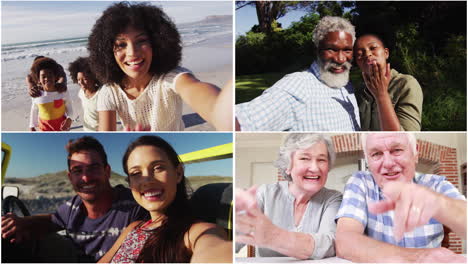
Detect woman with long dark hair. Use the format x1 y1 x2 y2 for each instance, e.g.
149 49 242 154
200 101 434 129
98 135 232 263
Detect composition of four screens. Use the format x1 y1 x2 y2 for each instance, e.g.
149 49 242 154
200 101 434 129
1 1 466 263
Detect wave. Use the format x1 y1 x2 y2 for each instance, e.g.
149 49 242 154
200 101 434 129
2 46 87 62
3 37 88 52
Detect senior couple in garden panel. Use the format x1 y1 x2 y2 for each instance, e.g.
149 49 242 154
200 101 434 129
235 132 466 262
235 16 423 132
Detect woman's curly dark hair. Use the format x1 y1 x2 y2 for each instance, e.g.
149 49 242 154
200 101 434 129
88 2 182 85
68 57 101 93
30 57 66 93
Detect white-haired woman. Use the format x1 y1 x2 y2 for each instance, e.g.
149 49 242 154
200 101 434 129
236 133 342 259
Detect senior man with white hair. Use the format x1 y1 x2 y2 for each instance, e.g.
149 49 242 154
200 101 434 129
336 133 466 262
235 16 360 131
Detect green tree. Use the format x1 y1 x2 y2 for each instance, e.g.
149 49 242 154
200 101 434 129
236 1 315 33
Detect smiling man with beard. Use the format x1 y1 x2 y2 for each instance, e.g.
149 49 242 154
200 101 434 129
1 136 148 262
236 16 361 131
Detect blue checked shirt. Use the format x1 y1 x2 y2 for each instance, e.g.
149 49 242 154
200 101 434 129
236 62 361 131
336 171 466 248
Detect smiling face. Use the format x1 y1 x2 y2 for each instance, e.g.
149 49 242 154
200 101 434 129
365 134 418 187
113 26 153 83
126 145 182 218
68 150 111 202
77 72 96 92
39 69 56 90
288 142 329 196
318 31 353 88
354 35 389 75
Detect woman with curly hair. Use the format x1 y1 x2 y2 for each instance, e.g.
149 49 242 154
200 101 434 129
29 57 73 131
68 57 102 131
98 135 232 263
88 2 232 131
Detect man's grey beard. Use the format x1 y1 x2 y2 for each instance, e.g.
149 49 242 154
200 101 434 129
318 59 352 88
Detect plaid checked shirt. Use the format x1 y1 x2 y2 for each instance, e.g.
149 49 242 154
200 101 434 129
236 62 361 131
336 171 465 248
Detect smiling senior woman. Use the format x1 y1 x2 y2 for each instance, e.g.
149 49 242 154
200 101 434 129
236 133 342 259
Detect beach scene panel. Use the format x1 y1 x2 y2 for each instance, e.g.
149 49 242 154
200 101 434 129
2 1 233 131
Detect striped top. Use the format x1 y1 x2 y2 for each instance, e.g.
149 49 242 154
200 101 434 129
336 172 465 248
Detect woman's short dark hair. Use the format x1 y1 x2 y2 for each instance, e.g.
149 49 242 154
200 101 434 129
68 57 101 93
30 57 66 93
88 2 182 85
122 135 194 262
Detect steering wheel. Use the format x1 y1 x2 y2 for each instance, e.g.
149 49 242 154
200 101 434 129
2 196 30 217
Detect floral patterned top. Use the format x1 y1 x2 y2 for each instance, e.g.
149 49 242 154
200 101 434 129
111 220 155 263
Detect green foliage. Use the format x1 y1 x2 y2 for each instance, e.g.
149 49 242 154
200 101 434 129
236 13 319 75
393 25 466 130
236 72 286 103
237 1 466 130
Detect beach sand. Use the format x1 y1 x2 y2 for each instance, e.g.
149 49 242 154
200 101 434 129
1 33 233 131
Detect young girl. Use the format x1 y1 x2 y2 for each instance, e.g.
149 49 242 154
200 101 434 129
88 2 232 131
29 57 73 131
68 57 101 131
98 135 232 263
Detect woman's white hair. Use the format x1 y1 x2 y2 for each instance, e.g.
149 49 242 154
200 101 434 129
274 133 336 181
312 16 356 47
361 133 418 158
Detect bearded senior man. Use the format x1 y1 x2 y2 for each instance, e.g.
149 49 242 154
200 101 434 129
336 133 466 263
235 16 360 131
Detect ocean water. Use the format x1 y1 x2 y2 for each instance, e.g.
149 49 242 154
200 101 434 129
1 17 232 101
2 20 232 63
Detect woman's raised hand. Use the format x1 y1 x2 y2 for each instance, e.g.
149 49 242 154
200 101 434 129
363 62 391 99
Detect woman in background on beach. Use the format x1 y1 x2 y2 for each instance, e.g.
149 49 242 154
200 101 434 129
68 57 101 131
98 135 232 263
355 34 423 131
29 57 73 131
88 2 232 131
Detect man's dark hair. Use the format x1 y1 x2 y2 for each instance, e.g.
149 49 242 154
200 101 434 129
88 2 182 85
68 57 101 93
66 136 108 169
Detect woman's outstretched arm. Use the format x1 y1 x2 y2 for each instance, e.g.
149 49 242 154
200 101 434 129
175 74 233 131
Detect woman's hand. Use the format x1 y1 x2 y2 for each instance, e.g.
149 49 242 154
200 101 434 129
60 118 72 131
235 186 278 248
26 74 42 98
363 62 391 100
236 205 277 248
363 62 401 131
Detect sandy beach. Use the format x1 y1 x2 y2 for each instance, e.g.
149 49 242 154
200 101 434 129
1 33 233 131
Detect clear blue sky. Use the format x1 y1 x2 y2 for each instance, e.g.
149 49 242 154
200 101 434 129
2 1 233 45
2 133 233 179
236 4 308 36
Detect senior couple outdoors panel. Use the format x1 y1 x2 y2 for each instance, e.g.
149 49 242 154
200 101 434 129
1 133 233 263
1 1 233 132
235 1 466 131
235 132 467 263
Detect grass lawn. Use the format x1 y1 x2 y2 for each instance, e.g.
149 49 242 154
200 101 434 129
235 72 286 103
